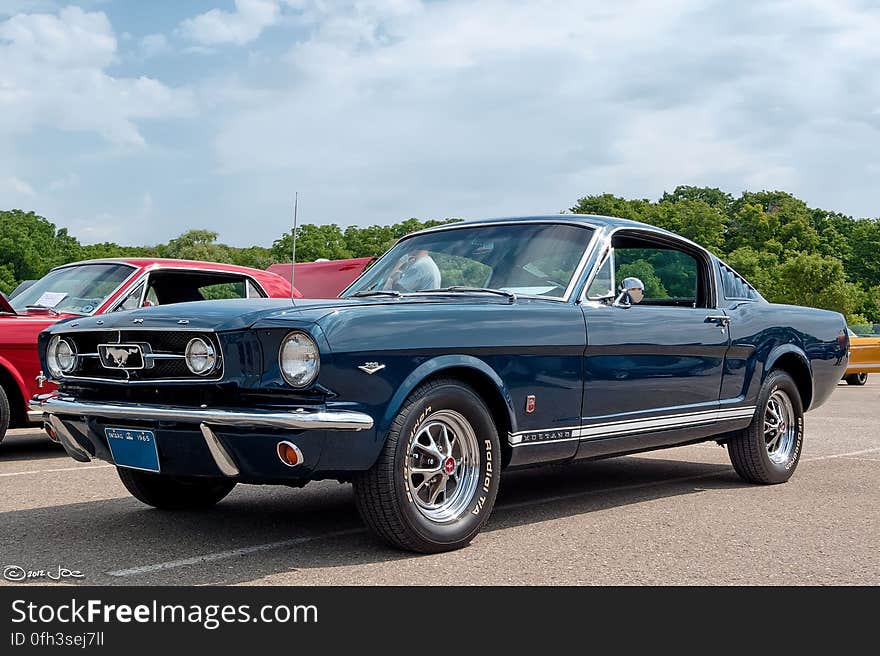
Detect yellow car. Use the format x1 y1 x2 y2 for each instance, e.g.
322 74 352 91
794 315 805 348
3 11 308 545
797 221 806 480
844 328 880 385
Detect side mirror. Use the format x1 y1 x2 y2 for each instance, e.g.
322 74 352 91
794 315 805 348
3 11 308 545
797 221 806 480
613 277 645 308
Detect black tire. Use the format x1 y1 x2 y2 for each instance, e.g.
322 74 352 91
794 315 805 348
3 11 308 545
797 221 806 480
727 370 804 485
353 378 501 553
117 467 236 509
0 384 10 444
844 373 868 386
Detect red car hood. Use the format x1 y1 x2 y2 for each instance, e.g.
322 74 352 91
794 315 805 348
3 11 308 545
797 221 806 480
0 310 77 343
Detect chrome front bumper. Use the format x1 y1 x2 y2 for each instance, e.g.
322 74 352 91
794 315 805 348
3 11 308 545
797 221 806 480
31 396 374 431
31 395 375 477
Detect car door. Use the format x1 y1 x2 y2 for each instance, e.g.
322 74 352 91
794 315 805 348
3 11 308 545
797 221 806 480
577 230 731 451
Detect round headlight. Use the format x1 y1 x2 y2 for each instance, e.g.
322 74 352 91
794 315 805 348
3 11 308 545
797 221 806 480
46 336 77 378
185 337 216 375
279 331 320 387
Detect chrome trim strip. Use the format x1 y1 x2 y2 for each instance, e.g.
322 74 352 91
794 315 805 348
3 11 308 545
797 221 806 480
508 406 757 446
26 409 42 422
37 397 374 431
200 423 240 476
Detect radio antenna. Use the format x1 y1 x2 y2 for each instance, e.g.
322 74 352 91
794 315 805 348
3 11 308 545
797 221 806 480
291 192 298 304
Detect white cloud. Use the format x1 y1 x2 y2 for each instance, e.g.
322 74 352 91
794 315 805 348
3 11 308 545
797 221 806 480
48 173 79 192
140 32 170 58
180 0 281 46
0 175 35 197
0 6 195 148
201 0 880 238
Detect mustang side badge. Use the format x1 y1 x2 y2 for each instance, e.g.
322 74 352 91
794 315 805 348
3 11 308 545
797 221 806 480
358 362 386 375
525 395 536 413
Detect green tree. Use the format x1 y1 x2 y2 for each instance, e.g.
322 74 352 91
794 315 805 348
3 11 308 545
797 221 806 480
0 210 82 294
774 253 862 319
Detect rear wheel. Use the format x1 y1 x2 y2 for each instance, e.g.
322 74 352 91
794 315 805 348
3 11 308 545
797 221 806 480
844 373 868 386
0 385 10 444
353 378 501 553
117 467 235 509
727 370 804 484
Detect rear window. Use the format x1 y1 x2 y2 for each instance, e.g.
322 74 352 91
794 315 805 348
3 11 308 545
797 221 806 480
720 264 761 301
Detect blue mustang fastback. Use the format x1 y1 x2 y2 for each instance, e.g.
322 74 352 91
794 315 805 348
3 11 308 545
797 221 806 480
35 215 848 552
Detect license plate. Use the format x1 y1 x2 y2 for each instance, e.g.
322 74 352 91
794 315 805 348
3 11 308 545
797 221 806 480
105 428 160 473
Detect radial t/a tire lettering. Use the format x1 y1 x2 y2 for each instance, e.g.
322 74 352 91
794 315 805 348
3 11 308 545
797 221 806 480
726 370 804 485
353 378 501 553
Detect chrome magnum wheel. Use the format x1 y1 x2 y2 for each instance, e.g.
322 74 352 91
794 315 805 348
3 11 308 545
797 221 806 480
405 410 481 523
353 378 501 553
727 370 804 485
764 390 797 465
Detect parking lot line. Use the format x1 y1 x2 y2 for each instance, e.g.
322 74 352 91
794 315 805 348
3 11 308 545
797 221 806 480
802 447 880 462
106 528 365 577
69 445 880 579
0 464 114 478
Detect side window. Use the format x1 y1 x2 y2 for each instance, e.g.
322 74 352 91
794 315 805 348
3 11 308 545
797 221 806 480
115 281 145 311
586 251 614 299
246 280 264 298
614 246 701 308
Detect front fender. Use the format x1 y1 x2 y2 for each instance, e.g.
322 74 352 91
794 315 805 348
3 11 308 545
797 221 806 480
0 356 30 412
376 354 517 438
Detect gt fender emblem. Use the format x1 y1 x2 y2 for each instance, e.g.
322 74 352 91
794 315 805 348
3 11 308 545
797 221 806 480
358 362 385 375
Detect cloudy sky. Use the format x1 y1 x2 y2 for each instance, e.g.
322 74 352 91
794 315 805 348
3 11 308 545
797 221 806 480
0 0 878 247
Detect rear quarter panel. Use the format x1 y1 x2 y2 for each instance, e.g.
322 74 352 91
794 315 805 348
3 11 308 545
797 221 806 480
721 301 848 411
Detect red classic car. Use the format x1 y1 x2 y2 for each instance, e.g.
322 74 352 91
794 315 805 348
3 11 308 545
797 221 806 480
0 258 294 443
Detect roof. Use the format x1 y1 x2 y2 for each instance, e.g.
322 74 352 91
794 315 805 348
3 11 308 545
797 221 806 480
411 214 683 239
52 258 295 298
53 257 275 275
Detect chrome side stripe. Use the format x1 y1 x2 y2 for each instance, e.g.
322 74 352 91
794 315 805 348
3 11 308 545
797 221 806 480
509 406 756 446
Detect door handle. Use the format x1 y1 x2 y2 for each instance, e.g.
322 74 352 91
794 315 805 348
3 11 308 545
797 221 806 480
706 314 731 327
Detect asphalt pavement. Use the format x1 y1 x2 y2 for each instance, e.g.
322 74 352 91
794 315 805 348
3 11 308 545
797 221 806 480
1 379 877 585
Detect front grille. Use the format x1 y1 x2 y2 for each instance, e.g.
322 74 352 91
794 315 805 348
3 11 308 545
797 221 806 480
61 330 223 383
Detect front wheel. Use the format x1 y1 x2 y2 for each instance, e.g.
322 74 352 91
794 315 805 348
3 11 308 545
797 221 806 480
117 467 236 509
726 370 804 484
844 373 868 386
353 378 501 553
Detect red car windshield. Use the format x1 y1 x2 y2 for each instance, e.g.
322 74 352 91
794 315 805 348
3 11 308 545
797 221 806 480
9 263 135 315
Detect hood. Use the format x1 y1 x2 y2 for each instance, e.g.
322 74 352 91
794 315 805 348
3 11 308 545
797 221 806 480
42 298 382 334
42 295 521 335
0 292 16 316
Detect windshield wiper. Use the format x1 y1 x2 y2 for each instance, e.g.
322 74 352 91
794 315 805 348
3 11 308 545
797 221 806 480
26 304 60 316
420 286 517 303
351 290 403 298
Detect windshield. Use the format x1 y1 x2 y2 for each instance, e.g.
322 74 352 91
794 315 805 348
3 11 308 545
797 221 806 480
10 263 136 315
344 223 594 299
